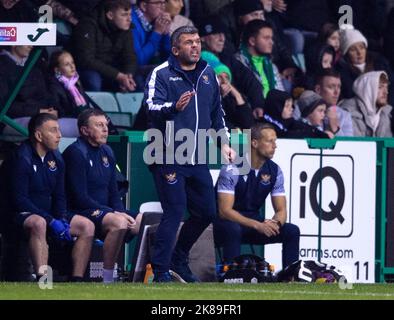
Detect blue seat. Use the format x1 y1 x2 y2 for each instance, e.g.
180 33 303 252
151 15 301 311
106 112 133 129
86 92 120 112
115 92 144 127
56 20 72 36
58 137 77 153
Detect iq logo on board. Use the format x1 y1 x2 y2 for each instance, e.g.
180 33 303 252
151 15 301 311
289 153 354 238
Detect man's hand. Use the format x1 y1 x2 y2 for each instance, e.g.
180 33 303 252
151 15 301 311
231 86 246 106
154 12 172 35
281 67 297 83
220 82 232 97
326 106 339 133
221 143 236 163
116 72 136 92
114 211 137 229
273 0 287 13
255 220 280 237
127 73 137 88
49 219 73 242
176 90 195 111
324 130 335 139
252 107 264 120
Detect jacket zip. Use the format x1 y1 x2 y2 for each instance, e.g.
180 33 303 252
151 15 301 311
191 65 208 165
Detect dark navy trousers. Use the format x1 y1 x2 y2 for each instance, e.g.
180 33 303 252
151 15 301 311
150 164 217 273
213 214 300 268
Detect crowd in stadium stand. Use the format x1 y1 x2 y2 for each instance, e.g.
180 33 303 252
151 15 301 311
1 0 394 138
1 0 394 282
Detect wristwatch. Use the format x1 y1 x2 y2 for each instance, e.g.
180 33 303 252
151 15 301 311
330 126 341 135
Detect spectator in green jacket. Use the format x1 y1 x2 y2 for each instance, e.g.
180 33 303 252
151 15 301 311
72 0 138 92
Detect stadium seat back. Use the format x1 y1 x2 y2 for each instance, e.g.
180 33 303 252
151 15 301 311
106 112 133 128
56 20 72 36
115 93 144 127
86 92 119 112
58 137 77 153
139 201 163 214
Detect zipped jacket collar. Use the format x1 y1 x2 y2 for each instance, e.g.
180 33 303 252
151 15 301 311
167 54 208 83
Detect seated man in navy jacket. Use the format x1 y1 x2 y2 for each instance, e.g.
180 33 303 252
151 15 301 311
9 113 94 282
63 109 141 283
214 122 300 269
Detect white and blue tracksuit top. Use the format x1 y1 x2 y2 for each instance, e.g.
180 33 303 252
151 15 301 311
145 54 229 165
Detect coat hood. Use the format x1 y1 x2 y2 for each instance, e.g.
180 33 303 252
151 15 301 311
352 71 392 133
264 89 291 121
352 71 388 115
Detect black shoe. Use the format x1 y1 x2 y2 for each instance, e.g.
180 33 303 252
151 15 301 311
171 264 200 283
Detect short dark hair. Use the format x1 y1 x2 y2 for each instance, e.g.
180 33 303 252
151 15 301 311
103 0 131 13
315 68 341 86
28 113 58 139
171 26 199 47
77 109 107 134
251 122 275 140
241 19 273 46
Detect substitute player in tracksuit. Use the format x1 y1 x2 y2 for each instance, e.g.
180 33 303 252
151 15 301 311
6 113 94 281
145 25 235 282
214 123 300 269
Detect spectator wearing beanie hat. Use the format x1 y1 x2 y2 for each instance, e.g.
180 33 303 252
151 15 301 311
340 28 368 58
336 27 394 104
297 90 332 138
199 16 228 54
201 51 233 82
263 89 328 139
201 50 254 130
233 0 264 23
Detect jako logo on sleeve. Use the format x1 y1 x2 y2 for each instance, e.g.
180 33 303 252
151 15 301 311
0 27 17 41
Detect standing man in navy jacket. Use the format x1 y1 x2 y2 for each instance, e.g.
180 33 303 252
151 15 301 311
9 113 95 281
144 25 235 282
63 109 142 283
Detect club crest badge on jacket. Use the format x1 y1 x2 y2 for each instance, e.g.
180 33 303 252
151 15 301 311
165 172 178 185
260 174 271 185
47 160 57 172
102 156 109 168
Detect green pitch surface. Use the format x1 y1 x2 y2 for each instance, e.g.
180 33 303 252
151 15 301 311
0 283 394 300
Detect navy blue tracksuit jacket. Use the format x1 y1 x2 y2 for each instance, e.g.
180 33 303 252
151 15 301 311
62 137 124 217
145 54 229 165
11 140 66 224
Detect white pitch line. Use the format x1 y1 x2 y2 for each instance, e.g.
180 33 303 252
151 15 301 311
131 286 394 298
